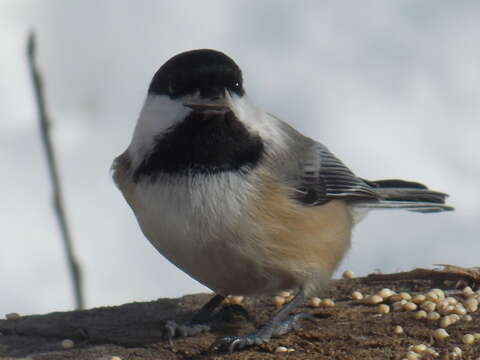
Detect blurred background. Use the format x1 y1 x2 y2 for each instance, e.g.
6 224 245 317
1 0 479 316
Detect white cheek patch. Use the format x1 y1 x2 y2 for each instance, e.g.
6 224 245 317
226 92 287 153
128 95 190 169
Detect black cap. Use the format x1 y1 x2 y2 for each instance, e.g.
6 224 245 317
148 49 245 99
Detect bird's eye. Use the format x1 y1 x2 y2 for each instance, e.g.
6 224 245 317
234 82 240 88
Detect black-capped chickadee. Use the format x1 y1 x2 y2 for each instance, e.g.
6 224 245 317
112 49 453 352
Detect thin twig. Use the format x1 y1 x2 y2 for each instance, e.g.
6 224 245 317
26 32 85 310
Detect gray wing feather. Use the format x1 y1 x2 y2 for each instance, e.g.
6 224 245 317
296 142 379 205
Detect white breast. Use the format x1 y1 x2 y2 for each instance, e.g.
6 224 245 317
131 172 285 295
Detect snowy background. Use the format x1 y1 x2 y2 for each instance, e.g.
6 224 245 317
1 0 479 315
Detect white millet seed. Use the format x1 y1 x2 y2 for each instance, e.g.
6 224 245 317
342 270 355 279
272 296 285 307
405 351 420 360
403 302 418 312
473 333 480 341
111 357 122 360
399 292 412 301
415 310 427 320
412 344 428 353
436 300 450 314
5 313 20 320
285 295 294 303
446 297 458 305
440 316 452 328
453 304 467 316
322 298 335 308
421 301 436 312
364 295 383 305
452 346 462 356
230 296 244 305
426 292 440 303
287 348 295 352
463 286 474 297
412 294 427 305
61 339 75 349
378 288 395 299
427 311 441 322
464 298 478 312
394 325 404 334
308 297 322 308
389 294 404 303
463 334 475 344
378 304 390 314
351 291 363 301
433 328 449 341
463 314 473 322
275 346 288 353
278 291 291 298
431 289 445 300
392 301 408 312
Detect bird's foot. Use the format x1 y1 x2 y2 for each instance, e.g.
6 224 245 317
211 312 315 353
163 320 211 347
163 303 250 348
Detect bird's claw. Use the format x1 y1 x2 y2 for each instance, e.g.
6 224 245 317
211 312 316 353
162 320 210 347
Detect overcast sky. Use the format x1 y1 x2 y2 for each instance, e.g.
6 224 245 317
1 0 479 316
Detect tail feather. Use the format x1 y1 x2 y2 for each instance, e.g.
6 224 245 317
359 178 454 213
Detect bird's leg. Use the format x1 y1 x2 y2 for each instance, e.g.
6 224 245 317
163 294 226 346
211 288 316 353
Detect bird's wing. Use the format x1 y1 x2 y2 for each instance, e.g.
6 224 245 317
293 142 379 205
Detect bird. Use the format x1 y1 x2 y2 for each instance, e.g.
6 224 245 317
112 49 453 352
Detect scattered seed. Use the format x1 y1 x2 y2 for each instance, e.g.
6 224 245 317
392 301 407 312
399 292 412 301
394 325 404 334
61 339 75 350
415 310 427 320
463 334 475 344
405 351 420 360
378 304 390 314
378 288 395 299
364 294 383 305
230 296 244 305
308 297 322 308
463 286 474 297
275 346 288 353
412 294 426 304
412 344 428 353
433 328 449 341
453 304 467 316
440 316 452 328
273 296 285 307
464 298 478 312
322 298 335 308
389 294 404 303
403 302 417 312
287 348 295 352
111 357 122 360
463 314 473 322
279 291 291 298
285 295 294 303
420 301 436 312
445 297 458 305
342 270 355 279
473 333 480 342
426 292 439 303
452 346 462 356
431 289 445 300
351 291 363 301
427 311 440 322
